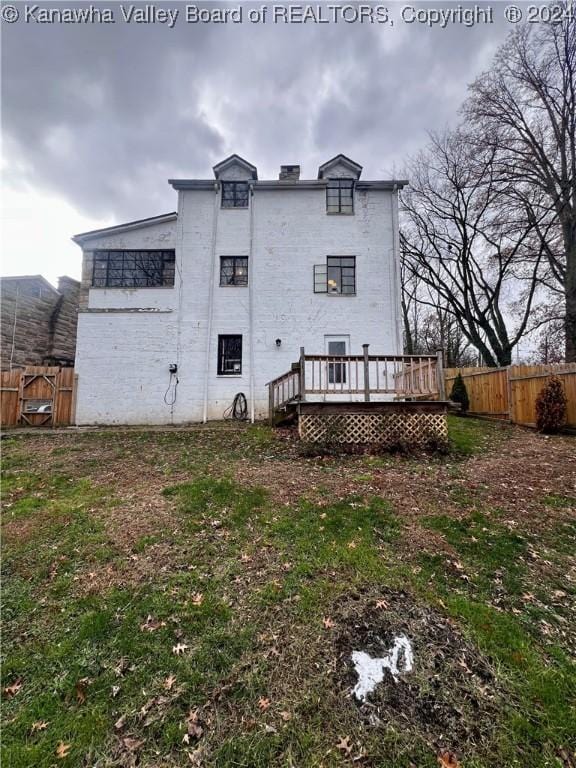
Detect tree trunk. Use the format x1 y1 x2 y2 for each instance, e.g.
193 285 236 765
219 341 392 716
564 227 576 361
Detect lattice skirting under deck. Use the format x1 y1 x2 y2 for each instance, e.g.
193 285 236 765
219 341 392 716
298 411 448 446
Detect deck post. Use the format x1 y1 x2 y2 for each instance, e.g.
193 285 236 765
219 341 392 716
436 349 446 401
299 347 306 401
363 344 370 402
268 383 275 425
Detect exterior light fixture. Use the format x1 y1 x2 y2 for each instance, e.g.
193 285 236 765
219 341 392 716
275 338 282 347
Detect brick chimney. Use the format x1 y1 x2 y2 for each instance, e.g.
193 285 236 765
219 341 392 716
279 165 300 181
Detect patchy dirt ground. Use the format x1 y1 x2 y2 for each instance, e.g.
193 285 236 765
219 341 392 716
333 588 501 756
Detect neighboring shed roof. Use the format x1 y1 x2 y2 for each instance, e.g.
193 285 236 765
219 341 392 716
72 212 177 245
0 275 60 295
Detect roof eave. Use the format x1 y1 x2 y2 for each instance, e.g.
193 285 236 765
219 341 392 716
72 212 177 245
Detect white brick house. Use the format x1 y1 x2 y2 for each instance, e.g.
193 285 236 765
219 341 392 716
73 155 406 424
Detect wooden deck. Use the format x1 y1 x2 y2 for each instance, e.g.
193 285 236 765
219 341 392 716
268 348 449 446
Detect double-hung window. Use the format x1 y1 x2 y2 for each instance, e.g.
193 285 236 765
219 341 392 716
326 179 354 214
217 335 242 375
92 250 175 288
314 256 356 295
220 257 248 286
221 181 249 208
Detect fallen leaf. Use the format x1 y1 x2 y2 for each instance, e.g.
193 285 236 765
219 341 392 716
3 679 22 698
75 678 89 705
347 540 357 549
114 715 127 730
172 643 189 655
375 600 389 610
437 751 461 768
187 746 205 765
140 615 166 632
336 735 353 755
557 747 576 768
323 617 335 629
111 685 121 698
258 697 271 711
31 721 48 732
191 592 204 606
164 674 177 691
122 736 143 752
185 709 204 740
114 658 130 677
56 741 71 759
279 710 292 721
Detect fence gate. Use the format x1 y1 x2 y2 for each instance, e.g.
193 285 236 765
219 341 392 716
1 367 76 428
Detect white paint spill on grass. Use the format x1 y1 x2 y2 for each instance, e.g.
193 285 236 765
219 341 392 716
352 635 414 701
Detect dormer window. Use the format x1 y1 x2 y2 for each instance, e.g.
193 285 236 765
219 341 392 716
326 179 354 214
222 181 249 208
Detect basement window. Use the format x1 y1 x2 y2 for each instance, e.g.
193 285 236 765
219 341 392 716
92 250 175 288
218 334 242 375
314 256 356 295
326 179 354 214
221 181 249 208
220 256 248 286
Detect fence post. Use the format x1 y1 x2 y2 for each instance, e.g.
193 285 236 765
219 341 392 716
363 344 370 402
299 346 306 402
436 349 446 400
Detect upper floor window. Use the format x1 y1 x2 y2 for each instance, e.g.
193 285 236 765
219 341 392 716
314 256 356 295
326 179 354 214
92 250 175 288
220 256 248 286
218 334 242 375
221 181 249 208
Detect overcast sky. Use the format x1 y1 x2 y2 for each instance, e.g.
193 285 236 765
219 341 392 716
1 1 512 284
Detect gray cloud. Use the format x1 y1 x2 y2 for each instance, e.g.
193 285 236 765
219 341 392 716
2 2 511 222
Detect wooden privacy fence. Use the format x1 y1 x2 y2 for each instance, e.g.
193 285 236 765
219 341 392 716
1 367 76 428
444 364 576 428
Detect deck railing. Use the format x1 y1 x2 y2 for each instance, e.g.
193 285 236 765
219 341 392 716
267 346 445 419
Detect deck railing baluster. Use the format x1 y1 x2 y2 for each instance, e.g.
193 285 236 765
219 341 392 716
267 352 441 418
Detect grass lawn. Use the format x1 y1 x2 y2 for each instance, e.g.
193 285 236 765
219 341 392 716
1 417 575 767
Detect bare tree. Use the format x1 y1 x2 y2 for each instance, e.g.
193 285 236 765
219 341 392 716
401 257 476 366
464 6 576 359
401 130 544 367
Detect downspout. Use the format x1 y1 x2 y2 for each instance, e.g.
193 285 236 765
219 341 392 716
390 184 403 354
202 182 220 423
173 188 185 424
248 182 256 423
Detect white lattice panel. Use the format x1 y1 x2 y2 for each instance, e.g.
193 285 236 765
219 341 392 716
298 411 448 446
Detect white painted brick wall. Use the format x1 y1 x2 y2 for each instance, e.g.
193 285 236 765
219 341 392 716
75 179 402 424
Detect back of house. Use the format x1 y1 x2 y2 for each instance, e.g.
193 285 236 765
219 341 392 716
73 154 406 424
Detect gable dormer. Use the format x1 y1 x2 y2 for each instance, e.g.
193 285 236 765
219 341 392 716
317 154 362 181
213 154 258 181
